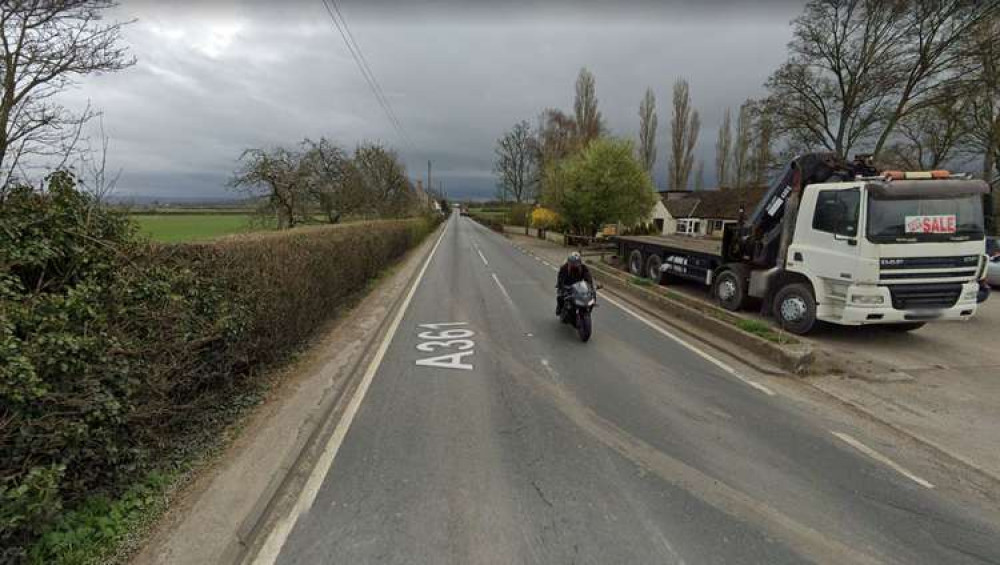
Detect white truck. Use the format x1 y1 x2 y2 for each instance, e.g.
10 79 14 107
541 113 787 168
614 153 991 334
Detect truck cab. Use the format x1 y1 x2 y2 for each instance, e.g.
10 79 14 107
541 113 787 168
768 174 989 333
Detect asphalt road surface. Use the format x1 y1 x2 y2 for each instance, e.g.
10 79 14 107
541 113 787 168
261 214 1000 565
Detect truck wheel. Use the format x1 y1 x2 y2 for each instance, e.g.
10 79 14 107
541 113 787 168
886 322 925 332
628 249 643 276
773 283 817 335
715 270 748 311
646 255 663 283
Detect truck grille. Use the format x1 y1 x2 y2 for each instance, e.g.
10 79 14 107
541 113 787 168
879 255 979 283
887 283 962 310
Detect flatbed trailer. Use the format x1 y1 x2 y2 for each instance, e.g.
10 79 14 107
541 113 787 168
613 234 724 288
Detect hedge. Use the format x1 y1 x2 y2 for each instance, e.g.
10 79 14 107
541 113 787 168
0 174 439 561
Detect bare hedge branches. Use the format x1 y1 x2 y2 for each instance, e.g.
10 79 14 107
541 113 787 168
0 0 134 196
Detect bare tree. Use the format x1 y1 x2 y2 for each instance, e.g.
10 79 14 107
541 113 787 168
537 108 577 167
0 1 134 197
751 101 774 186
871 0 998 157
574 67 604 147
668 79 700 190
694 159 705 191
883 98 969 170
957 16 1000 188
352 142 414 218
715 108 732 188
232 147 307 229
493 120 537 203
732 100 753 188
765 0 997 160
301 138 359 223
80 114 121 203
638 88 657 175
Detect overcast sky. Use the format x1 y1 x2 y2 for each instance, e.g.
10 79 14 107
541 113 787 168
60 0 803 201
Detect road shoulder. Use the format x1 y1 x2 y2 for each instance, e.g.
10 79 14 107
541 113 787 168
132 222 445 565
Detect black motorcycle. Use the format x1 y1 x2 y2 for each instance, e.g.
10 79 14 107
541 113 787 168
559 281 597 342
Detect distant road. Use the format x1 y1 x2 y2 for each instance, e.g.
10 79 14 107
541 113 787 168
259 213 1000 564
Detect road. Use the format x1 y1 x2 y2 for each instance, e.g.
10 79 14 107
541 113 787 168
258 213 1000 564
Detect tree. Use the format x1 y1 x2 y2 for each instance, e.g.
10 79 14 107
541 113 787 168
232 147 308 229
574 67 604 147
751 101 775 186
493 120 537 203
732 100 753 187
301 138 360 223
694 160 705 191
958 16 1000 187
352 142 414 218
883 98 969 170
715 108 732 188
765 0 996 159
668 79 701 190
542 137 655 236
0 1 134 197
638 88 658 175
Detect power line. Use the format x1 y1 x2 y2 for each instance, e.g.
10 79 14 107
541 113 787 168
318 0 415 152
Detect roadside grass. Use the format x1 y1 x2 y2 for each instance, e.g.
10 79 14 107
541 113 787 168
132 214 262 242
629 276 653 286
736 318 794 344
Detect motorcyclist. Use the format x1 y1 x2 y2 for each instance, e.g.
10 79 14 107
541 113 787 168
556 251 594 315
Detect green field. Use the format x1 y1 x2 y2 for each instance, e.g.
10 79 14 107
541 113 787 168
133 214 261 242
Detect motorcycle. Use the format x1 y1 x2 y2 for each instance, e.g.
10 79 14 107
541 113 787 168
559 280 597 342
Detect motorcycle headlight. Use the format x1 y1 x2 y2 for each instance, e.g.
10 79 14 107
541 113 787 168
850 294 884 305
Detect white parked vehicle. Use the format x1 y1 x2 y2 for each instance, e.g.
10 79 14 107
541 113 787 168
616 153 990 334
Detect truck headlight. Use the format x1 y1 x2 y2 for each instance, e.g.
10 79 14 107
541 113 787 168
962 289 979 301
851 294 884 305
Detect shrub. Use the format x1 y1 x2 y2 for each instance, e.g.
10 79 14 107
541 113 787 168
530 207 560 231
0 174 438 559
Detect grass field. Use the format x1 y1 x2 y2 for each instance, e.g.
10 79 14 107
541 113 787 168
133 214 261 242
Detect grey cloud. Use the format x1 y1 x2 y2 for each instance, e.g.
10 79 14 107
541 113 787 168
57 0 802 201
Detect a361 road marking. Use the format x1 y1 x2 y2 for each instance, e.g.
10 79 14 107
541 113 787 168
415 322 475 370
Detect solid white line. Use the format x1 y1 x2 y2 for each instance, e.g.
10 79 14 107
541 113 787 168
477 248 489 267
598 293 776 397
252 220 450 565
491 272 513 304
831 432 935 489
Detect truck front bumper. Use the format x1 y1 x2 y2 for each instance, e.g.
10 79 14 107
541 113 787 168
835 282 979 325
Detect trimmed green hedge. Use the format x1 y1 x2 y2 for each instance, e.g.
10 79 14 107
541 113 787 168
0 174 439 561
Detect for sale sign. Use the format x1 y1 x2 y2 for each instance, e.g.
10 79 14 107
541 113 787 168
905 215 957 234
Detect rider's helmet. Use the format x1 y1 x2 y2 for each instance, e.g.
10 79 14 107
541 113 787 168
567 251 582 267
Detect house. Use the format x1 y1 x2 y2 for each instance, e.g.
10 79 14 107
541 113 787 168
651 186 768 238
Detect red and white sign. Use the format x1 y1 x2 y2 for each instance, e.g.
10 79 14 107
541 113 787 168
904 215 957 234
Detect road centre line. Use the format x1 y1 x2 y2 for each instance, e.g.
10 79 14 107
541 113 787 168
252 219 450 565
831 432 934 489
491 272 514 305
477 248 489 266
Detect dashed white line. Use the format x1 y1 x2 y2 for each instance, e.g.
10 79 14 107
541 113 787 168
491 272 513 304
476 248 489 266
831 432 934 489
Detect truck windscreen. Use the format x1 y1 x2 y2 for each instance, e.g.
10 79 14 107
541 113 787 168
867 194 984 243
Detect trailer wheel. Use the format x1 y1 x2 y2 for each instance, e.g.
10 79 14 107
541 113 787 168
628 249 644 276
646 255 663 283
773 283 817 335
714 270 748 311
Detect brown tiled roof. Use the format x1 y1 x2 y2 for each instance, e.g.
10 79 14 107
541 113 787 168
661 186 768 220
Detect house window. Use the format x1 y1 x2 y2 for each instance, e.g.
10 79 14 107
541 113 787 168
677 219 701 235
